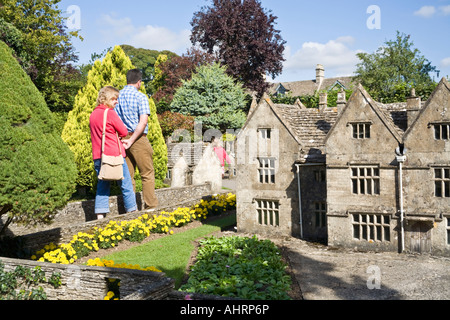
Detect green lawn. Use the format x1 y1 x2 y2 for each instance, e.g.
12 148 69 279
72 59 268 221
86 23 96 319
103 214 236 288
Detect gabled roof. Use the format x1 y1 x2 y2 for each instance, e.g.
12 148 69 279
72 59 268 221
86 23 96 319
324 84 403 145
269 76 355 97
403 78 450 141
167 142 206 167
240 95 338 163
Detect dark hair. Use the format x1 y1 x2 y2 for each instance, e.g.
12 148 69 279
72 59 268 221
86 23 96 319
127 69 143 85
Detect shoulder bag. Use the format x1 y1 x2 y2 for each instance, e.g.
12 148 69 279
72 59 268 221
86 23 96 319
98 109 124 181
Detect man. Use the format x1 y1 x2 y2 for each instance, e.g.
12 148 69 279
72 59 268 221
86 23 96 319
115 69 158 212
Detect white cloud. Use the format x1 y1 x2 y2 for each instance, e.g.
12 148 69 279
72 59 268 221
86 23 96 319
97 13 191 53
440 5 450 16
282 37 363 79
129 26 191 53
414 6 436 18
441 57 450 68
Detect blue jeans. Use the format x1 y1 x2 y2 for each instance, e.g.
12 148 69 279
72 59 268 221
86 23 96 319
94 159 137 215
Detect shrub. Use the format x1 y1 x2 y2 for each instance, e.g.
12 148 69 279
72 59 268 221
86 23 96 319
180 235 292 300
0 40 77 233
61 46 167 191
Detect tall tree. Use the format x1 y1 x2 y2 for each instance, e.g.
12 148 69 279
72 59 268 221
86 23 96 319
61 46 167 192
120 45 177 95
0 0 83 113
170 62 247 131
355 31 437 103
0 41 77 235
190 0 286 97
152 47 217 113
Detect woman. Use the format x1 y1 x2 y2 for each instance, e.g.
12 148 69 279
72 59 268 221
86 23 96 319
211 136 233 177
89 86 137 219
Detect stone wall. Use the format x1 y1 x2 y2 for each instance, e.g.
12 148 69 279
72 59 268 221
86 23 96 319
3 184 213 253
0 256 174 300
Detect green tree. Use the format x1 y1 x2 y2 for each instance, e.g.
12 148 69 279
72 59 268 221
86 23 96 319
170 63 247 131
61 46 167 192
0 41 77 235
152 48 217 114
355 31 437 103
0 0 83 113
120 45 177 95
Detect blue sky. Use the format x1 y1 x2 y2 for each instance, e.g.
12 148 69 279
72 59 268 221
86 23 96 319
58 0 450 83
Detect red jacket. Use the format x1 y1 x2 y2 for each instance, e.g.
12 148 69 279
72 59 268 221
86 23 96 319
89 105 128 160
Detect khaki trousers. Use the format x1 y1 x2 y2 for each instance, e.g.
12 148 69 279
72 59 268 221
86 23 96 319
125 134 158 209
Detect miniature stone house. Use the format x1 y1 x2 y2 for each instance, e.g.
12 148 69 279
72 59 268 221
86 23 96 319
236 94 338 241
326 79 450 256
236 78 450 256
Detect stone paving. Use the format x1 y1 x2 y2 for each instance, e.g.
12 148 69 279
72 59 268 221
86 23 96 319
277 237 450 300
223 178 450 300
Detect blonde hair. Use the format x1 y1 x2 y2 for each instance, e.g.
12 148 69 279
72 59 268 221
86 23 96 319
97 86 119 107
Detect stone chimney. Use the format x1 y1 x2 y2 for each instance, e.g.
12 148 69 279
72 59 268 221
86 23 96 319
319 92 327 112
406 88 421 127
336 88 347 114
316 64 325 87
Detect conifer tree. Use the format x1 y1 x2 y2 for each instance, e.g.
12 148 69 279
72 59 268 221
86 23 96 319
61 46 167 191
0 41 77 234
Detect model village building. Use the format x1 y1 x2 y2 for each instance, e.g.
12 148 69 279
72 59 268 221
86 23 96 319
236 72 450 257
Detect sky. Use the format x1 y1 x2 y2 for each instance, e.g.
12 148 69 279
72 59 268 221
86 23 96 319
58 0 450 83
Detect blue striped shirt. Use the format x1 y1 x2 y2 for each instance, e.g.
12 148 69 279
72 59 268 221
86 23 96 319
115 85 151 134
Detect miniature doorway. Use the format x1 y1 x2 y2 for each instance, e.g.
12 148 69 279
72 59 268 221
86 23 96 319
409 221 432 253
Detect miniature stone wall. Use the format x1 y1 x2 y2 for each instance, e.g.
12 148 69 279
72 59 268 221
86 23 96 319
3 184 213 253
0 256 174 300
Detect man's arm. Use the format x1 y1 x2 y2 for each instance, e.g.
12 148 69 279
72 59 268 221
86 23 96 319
122 114 148 149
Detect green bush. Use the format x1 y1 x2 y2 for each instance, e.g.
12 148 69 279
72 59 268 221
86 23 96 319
0 40 77 231
170 63 247 131
180 235 292 300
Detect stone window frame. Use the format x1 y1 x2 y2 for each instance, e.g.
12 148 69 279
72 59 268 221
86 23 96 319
349 121 372 139
350 165 380 196
314 202 327 228
352 213 391 242
433 122 450 140
257 157 276 184
258 128 272 140
433 167 450 198
447 218 450 246
255 199 280 227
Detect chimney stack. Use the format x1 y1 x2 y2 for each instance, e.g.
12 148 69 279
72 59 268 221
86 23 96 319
316 64 325 87
406 88 421 127
319 92 327 112
336 88 347 114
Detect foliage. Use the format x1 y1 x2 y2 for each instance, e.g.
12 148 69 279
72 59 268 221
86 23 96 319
104 214 236 289
120 45 177 95
0 41 77 234
0 261 61 300
0 0 83 113
271 87 353 109
191 0 286 97
354 31 437 103
157 111 195 140
170 63 247 131
61 45 167 191
32 194 237 264
152 48 217 113
180 235 292 300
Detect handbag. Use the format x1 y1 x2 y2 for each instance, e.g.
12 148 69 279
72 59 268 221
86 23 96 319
98 109 124 181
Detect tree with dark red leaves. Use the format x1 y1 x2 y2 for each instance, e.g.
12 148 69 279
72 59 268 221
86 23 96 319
190 0 286 97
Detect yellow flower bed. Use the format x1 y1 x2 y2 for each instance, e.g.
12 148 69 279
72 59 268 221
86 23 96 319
86 258 162 272
31 193 236 267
